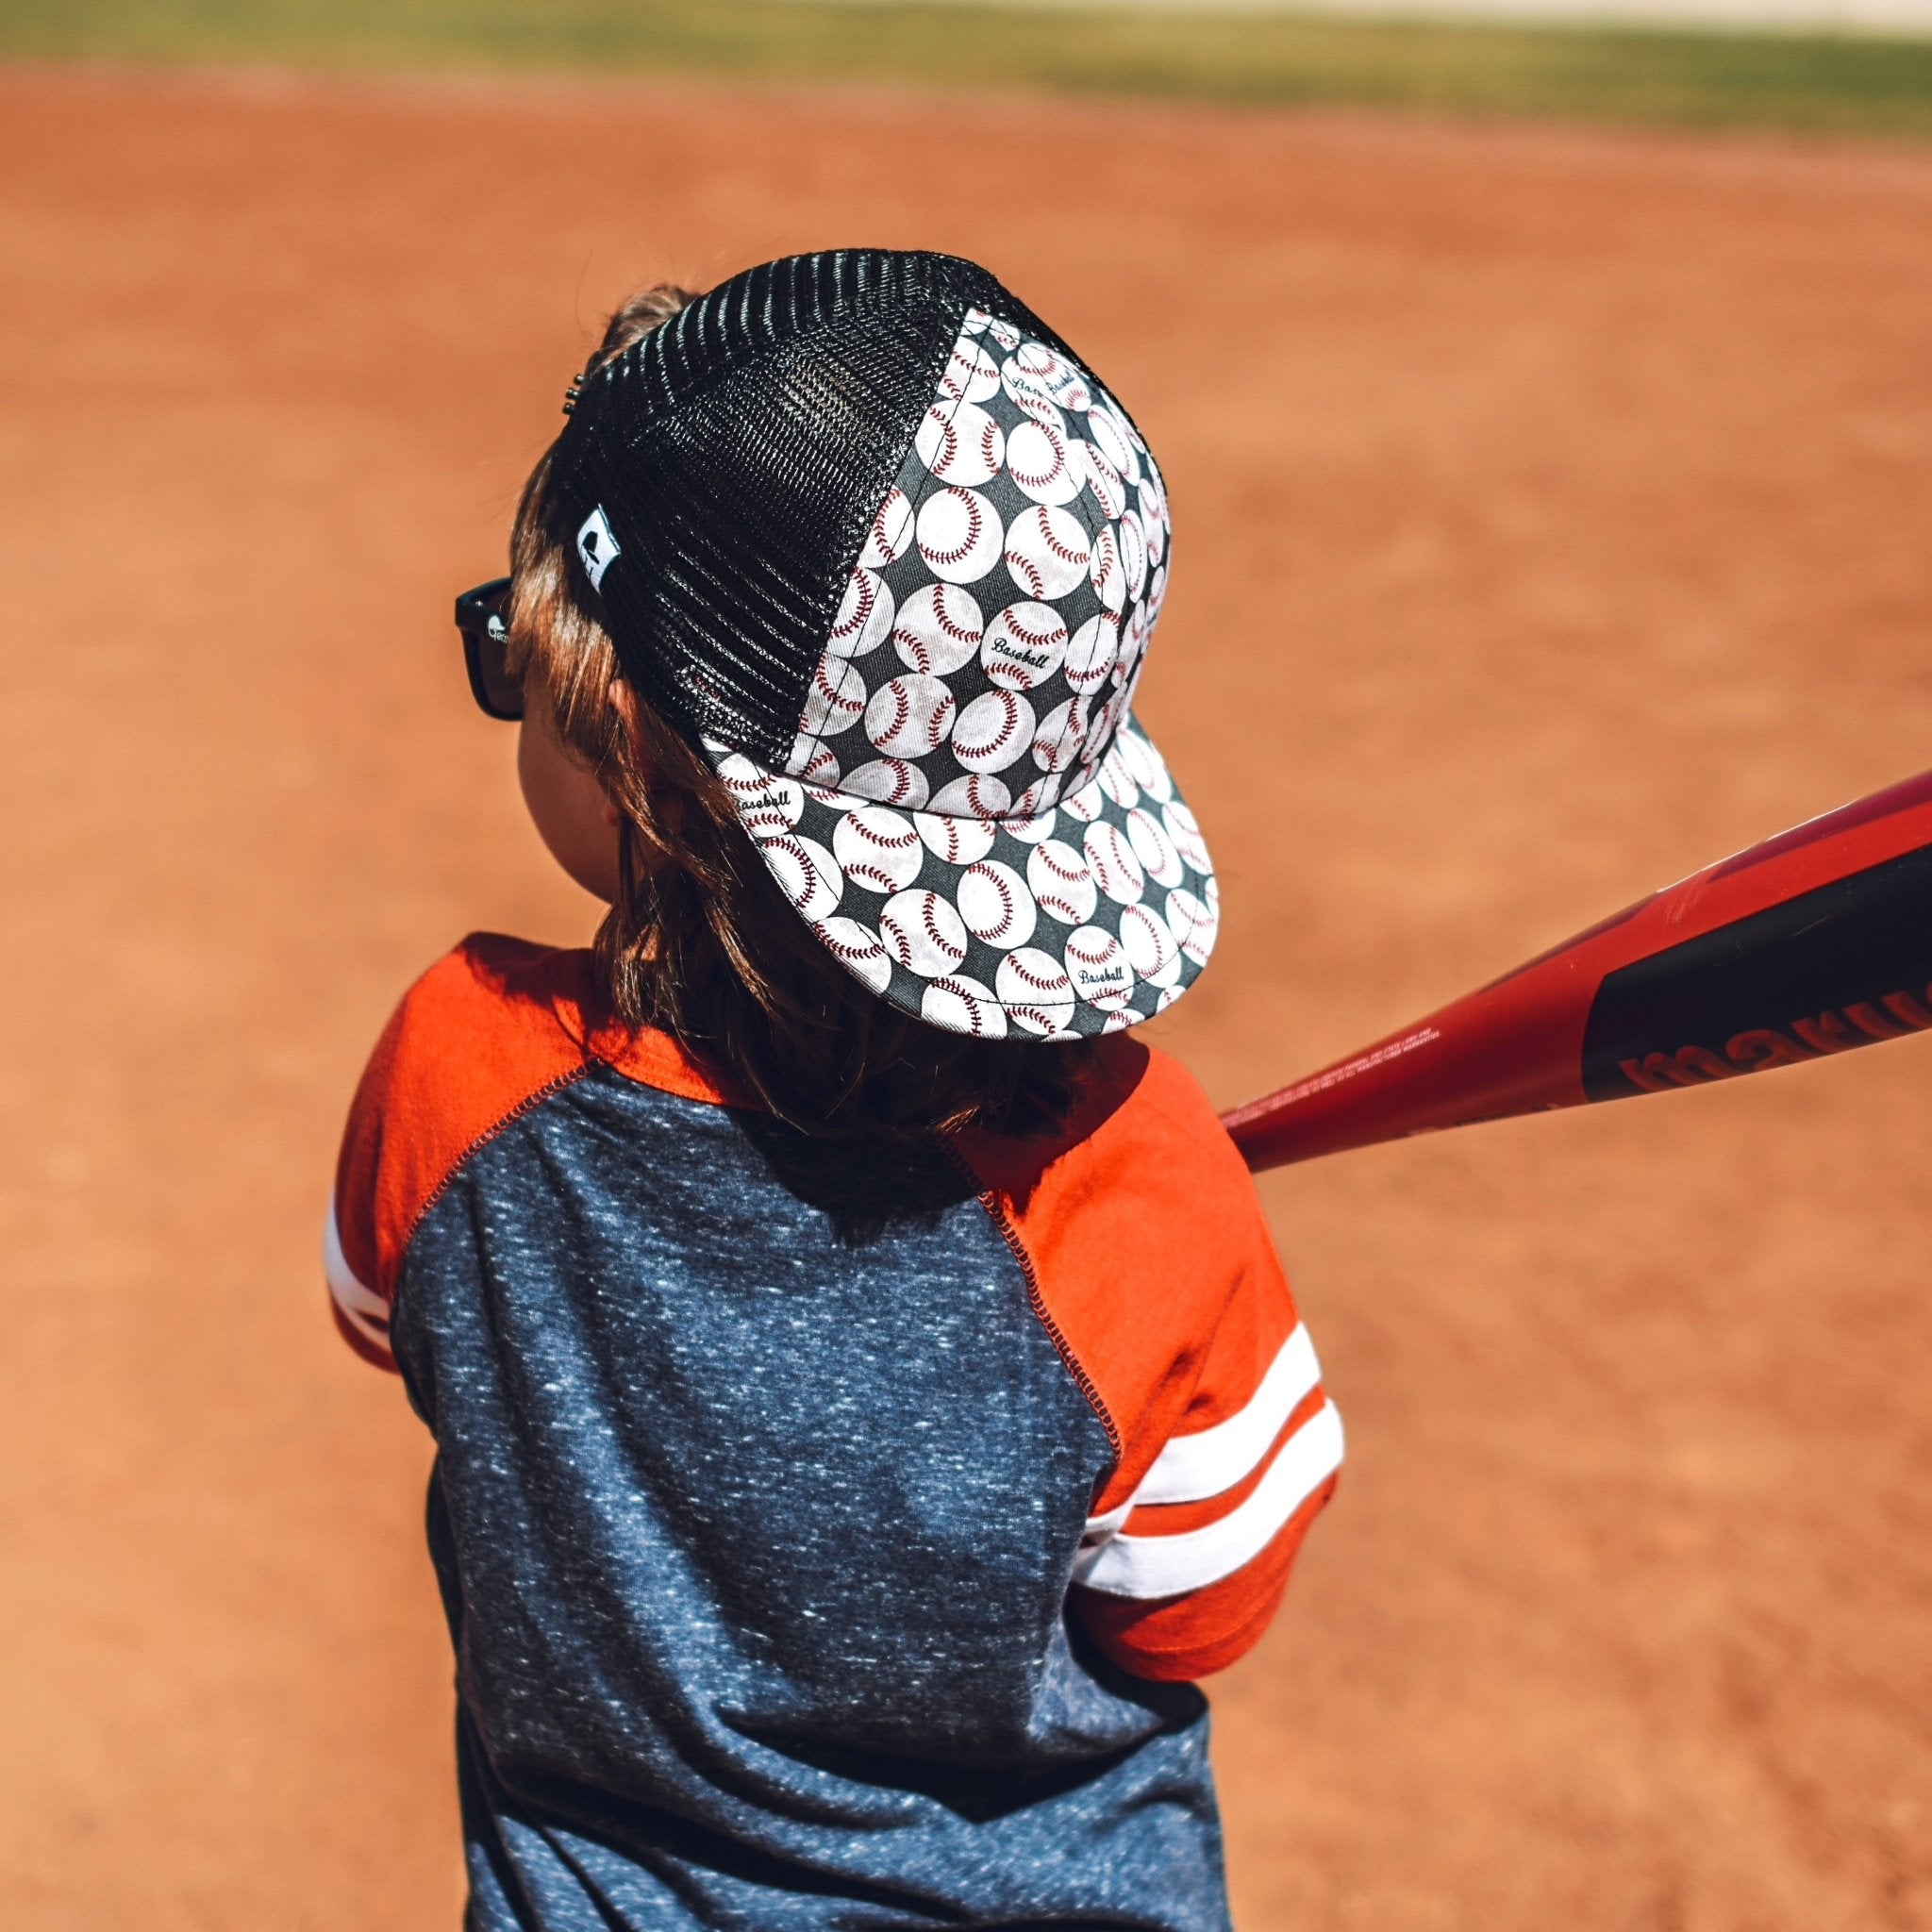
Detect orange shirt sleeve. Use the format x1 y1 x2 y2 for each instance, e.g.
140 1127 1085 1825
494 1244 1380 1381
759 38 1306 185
323 936 602 1372
963 1041 1342 1682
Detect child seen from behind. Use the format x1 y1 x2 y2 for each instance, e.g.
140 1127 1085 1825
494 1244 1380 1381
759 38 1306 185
327 250 1341 1932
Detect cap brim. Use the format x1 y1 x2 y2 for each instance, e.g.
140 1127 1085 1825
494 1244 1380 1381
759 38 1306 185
706 714 1218 1040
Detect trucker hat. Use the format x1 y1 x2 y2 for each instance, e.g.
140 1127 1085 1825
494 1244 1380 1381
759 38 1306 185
546 249 1217 1040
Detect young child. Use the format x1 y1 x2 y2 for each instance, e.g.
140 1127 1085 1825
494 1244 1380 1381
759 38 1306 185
326 250 1341 1932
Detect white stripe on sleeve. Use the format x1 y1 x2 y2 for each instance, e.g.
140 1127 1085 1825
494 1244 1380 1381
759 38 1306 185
1074 1401 1343 1600
1133 1324 1323 1506
324 1201 391 1352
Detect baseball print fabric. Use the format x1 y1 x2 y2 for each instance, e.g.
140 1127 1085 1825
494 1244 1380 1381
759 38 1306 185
713 308 1218 1040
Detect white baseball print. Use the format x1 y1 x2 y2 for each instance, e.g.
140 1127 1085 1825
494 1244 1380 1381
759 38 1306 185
1116 508 1148 603
1004 504 1091 601
1012 341 1090 416
841 758 930 810
1077 440 1127 521
878 889 969 978
788 736 841 788
1083 820 1146 906
1026 840 1097 925
918 815 997 867
1003 805 1058 845
1063 925 1133 1010
1119 901 1182 987
1096 744 1141 811
1086 406 1138 486
1114 724 1173 801
799 656 867 737
940 338 1001 404
727 307 1206 1043
956 859 1036 950
1104 394 1147 452
1089 525 1126 614
892 583 982 677
1008 774 1062 819
981 603 1068 691
1124 805 1184 888
1161 799 1211 874
1005 417 1080 507
833 807 924 893
859 486 915 567
1001 359 1065 429
722 772 805 841
1063 613 1119 696
921 974 1008 1039
1058 781 1106 824
951 689 1034 774
1030 694 1091 774
996 948 1077 1035
814 916 893 994
1042 361 1091 414
801 777 858 813
1138 473 1168 560
915 399 1005 487
826 567 894 658
1166 886 1218 966
928 773 1011 817
865 674 956 759
915 486 1002 584
762 836 843 923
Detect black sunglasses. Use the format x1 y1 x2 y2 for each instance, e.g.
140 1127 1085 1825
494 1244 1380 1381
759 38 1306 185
455 577 522 721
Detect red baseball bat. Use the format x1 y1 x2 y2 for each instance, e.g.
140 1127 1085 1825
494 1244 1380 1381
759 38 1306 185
1223 766 1932 1172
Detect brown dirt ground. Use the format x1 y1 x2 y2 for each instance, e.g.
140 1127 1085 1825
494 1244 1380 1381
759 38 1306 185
3 62 1930 1932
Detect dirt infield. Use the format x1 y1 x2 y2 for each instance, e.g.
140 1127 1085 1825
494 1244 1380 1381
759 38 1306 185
3 63 1929 1931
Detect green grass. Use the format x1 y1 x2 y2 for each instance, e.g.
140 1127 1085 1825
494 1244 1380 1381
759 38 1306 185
4 0 1931 137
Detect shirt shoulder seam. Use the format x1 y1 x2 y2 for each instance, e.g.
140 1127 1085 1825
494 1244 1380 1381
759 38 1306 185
965 1168 1124 1475
395 1060 593 1276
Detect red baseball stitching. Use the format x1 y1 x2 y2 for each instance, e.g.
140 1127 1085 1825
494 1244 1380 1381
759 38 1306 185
954 694 1024 762
852 820 918 850
1041 520 1086 568
822 929 886 963
920 491 985 567
831 573 877 644
921 901 959 956
1008 423 1067 491
963 865 1018 940
1006 954 1067 994
863 761 917 806
930 977 989 1036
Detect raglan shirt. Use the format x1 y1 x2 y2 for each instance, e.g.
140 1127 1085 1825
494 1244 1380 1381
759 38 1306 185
327 936 1341 1932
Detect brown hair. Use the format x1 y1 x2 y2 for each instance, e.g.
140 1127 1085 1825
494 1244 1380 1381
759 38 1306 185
507 285 1102 1144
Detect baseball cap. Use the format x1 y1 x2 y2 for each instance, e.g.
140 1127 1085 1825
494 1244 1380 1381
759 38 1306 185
546 249 1217 1040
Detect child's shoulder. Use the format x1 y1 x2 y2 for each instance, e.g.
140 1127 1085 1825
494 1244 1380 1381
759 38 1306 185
365 933 740 1118
966 1034 1253 1213
358 931 597 1123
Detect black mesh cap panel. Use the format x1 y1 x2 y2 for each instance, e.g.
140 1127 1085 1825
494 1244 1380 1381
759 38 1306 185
543 251 1090 764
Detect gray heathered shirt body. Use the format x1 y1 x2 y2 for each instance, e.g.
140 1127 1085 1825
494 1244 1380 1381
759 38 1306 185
388 1064 1230 1931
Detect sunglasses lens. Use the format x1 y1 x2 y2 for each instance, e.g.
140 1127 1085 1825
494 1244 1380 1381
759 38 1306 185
458 581 523 720
475 617 523 719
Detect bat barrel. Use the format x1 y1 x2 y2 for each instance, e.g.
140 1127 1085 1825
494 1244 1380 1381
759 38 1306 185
1226 767 1932 1173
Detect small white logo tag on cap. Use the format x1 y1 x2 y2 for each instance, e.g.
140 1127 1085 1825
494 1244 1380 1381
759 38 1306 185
576 506 620 591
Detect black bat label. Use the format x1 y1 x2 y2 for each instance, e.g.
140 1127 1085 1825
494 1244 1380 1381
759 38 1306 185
1581 843 1932 1102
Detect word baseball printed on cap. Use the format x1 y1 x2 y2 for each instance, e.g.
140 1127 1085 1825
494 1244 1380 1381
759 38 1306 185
549 252 1217 1040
